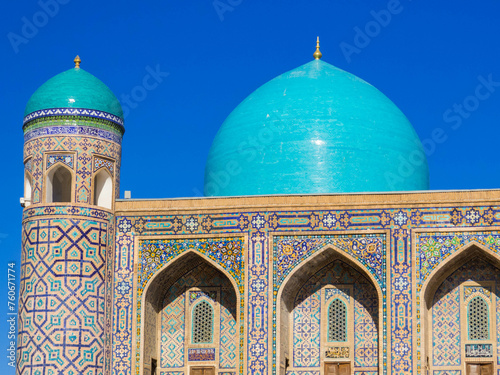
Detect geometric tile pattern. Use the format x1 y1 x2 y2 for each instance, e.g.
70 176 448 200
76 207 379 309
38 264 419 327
432 283 460 366
161 295 185 368
463 286 491 301
46 154 74 169
158 261 238 372
110 205 500 375
291 259 378 369
325 287 350 302
416 232 500 290
17 218 107 375
220 299 237 369
23 107 125 127
293 289 321 367
23 122 121 205
433 371 460 375
432 258 500 367
354 286 378 368
276 234 385 374
94 157 114 174
137 237 244 375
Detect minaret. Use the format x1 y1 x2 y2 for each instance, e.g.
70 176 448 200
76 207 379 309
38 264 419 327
17 57 124 375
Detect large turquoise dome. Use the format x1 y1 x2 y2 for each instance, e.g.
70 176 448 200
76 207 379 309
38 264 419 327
204 59 429 196
24 66 123 119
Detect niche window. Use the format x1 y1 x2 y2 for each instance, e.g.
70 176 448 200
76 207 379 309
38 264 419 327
93 169 113 209
46 165 72 203
24 172 32 206
468 296 489 340
328 298 347 342
191 300 214 344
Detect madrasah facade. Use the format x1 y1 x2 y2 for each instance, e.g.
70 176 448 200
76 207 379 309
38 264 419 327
17 41 500 375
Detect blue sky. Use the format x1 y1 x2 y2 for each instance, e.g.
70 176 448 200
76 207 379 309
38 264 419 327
1 0 500 373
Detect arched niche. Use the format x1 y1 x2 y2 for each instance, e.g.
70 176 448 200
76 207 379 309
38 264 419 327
276 246 383 375
46 164 72 203
141 251 239 375
24 171 32 206
93 168 113 209
421 242 500 374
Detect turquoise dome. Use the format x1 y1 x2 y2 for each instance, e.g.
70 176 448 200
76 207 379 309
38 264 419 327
204 59 429 196
24 67 123 119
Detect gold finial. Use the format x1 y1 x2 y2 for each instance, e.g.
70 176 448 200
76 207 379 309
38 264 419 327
313 37 322 60
74 55 81 68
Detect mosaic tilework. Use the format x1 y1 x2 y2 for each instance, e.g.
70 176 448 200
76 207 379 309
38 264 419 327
275 234 385 374
497 283 500 365
415 230 500 373
274 235 386 288
23 108 124 127
47 153 74 169
325 287 350 301
293 289 321 367
161 295 185 368
432 284 460 366
354 287 378 368
188 348 215 361
431 259 500 367
24 127 121 204
17 218 107 375
286 371 320 375
138 238 244 290
220 294 237 369
112 229 134 375
23 204 113 222
94 157 114 174
160 372 183 375
463 286 491 301
355 372 378 375
416 232 500 289
291 259 378 370
190 291 217 304
109 205 500 375
153 246 240 373
24 122 123 144
433 371 460 375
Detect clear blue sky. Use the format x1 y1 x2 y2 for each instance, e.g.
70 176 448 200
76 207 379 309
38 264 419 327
1 0 500 373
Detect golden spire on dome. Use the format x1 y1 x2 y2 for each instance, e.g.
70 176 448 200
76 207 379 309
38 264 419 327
313 37 322 60
74 55 81 68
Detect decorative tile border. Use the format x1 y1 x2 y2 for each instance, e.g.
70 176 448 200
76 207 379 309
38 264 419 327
23 107 124 127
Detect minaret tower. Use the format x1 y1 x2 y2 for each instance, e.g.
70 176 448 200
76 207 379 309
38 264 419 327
17 57 124 375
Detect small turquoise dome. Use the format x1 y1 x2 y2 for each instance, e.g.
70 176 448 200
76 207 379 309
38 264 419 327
204 59 429 196
24 67 123 119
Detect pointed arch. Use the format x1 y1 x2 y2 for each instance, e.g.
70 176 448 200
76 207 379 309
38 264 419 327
276 244 383 375
93 168 113 209
140 249 240 375
45 164 73 203
24 171 33 206
421 241 500 373
421 241 500 309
